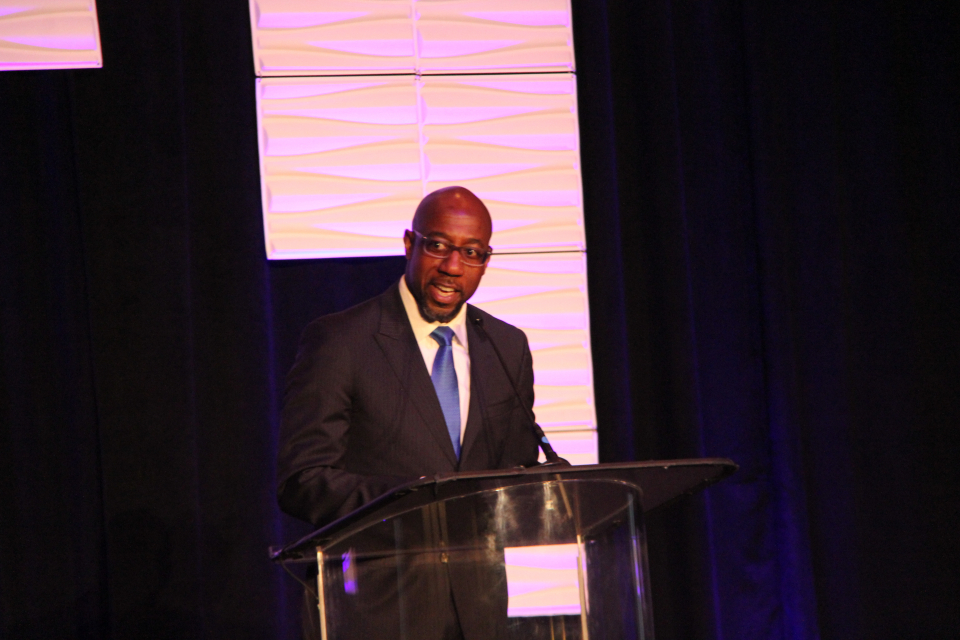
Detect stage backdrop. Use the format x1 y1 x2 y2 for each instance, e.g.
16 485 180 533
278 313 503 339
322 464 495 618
1 0 957 639
0 0 104 71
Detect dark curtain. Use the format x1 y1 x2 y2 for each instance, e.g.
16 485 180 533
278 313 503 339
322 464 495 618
573 2 959 638
1 1 956 639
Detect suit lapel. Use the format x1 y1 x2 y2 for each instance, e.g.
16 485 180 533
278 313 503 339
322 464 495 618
374 283 459 467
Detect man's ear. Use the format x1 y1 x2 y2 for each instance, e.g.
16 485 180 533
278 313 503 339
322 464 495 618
403 230 414 259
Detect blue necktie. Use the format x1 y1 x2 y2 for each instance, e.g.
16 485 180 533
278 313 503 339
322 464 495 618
430 326 461 459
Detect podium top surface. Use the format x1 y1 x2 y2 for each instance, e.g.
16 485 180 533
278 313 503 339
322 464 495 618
272 458 736 562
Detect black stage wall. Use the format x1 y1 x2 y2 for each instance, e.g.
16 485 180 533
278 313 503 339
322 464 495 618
1 1 957 638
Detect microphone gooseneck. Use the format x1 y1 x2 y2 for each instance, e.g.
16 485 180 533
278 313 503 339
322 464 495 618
471 315 567 466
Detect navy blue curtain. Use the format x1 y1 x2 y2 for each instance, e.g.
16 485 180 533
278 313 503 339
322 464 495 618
574 2 959 638
1 1 957 639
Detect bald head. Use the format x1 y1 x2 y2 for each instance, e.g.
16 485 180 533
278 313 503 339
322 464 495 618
412 186 492 238
403 186 493 323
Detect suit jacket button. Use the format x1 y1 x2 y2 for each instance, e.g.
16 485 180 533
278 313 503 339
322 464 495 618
440 552 449 563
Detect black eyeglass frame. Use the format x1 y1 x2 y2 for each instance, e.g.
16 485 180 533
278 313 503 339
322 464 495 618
407 230 493 267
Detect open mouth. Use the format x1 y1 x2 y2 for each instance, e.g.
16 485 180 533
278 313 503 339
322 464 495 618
429 282 461 305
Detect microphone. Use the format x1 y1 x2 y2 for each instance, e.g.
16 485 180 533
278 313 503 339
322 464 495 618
471 315 569 466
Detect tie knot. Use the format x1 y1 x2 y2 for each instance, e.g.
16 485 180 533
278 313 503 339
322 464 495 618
430 326 455 347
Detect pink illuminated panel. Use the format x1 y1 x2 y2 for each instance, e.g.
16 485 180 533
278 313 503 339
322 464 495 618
423 74 583 252
257 74 584 258
0 0 102 71
257 77 423 259
473 252 597 463
504 543 585 617
249 0 573 76
416 0 573 74
249 0 414 76
535 430 598 466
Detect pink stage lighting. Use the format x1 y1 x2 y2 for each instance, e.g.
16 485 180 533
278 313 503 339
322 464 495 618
0 0 103 71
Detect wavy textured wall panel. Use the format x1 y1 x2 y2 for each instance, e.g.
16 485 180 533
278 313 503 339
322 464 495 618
415 0 573 73
534 430 597 465
422 74 583 251
249 0 414 76
504 543 584 617
249 0 573 76
472 252 598 464
258 74 584 258
257 76 423 259
0 0 102 70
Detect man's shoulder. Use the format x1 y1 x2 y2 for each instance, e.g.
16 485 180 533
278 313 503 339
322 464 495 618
466 304 528 348
467 304 520 332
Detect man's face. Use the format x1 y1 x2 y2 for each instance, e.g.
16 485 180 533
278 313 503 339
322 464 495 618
403 196 492 323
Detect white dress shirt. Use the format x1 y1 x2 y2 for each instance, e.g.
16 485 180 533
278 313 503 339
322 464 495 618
398 277 471 445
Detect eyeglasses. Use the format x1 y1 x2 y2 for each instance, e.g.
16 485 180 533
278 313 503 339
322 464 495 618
409 230 492 267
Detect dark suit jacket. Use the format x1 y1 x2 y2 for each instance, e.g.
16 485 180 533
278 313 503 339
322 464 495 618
277 280 540 529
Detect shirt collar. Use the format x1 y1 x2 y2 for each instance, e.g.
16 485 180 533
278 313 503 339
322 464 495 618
399 277 469 351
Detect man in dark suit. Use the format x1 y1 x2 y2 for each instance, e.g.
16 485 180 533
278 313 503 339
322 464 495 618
277 186 540 640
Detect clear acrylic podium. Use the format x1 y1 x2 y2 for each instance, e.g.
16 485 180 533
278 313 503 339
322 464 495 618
271 459 736 640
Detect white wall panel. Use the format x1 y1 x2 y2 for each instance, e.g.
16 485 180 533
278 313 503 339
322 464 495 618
535 430 598 466
472 252 598 464
257 76 423 259
249 0 573 77
258 74 584 259
422 74 584 252
415 0 573 74
504 543 583 617
0 0 102 71
250 0 414 76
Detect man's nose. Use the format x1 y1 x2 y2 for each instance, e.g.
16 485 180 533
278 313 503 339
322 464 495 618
438 249 464 274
